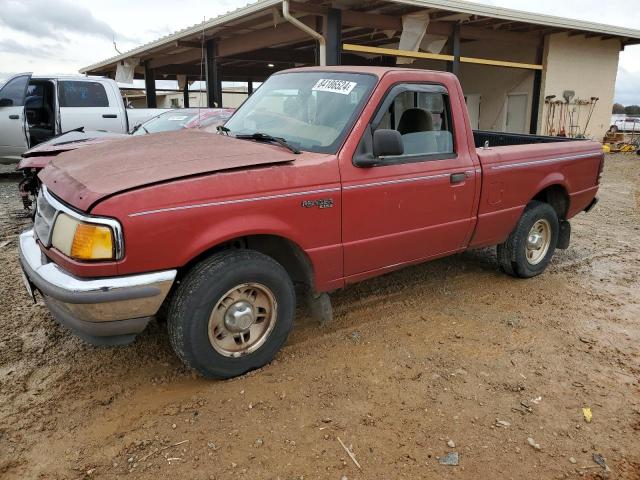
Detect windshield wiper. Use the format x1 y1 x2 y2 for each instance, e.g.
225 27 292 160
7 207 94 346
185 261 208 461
142 126 150 135
217 125 230 135
234 132 301 154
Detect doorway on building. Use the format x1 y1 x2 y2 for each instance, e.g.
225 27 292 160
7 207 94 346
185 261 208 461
464 94 481 130
505 93 528 133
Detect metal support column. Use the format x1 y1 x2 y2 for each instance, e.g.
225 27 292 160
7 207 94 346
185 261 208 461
529 46 544 135
314 16 322 66
325 8 342 66
144 62 157 108
447 23 461 76
183 77 190 108
206 39 222 108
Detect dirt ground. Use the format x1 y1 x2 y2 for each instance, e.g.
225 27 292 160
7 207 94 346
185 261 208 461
0 155 639 480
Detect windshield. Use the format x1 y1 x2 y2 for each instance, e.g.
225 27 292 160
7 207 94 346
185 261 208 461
132 109 233 135
223 71 377 154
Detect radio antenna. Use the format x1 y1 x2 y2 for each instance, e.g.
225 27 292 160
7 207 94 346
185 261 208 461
113 35 122 55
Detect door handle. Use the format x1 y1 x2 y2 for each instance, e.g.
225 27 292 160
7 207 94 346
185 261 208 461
102 114 117 118
450 173 466 184
9 114 19 120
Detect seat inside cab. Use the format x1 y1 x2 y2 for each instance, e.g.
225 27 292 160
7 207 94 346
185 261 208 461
380 90 454 156
25 79 56 147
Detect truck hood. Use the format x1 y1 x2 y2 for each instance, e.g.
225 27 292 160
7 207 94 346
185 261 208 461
39 130 298 211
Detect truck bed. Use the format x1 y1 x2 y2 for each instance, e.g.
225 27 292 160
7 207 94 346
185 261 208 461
473 130 577 148
470 135 602 250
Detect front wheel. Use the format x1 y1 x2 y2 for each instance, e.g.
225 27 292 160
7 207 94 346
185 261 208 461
497 201 559 278
167 250 295 379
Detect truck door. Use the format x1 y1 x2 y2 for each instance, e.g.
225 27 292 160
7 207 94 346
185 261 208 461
341 83 478 279
58 80 124 133
0 73 31 164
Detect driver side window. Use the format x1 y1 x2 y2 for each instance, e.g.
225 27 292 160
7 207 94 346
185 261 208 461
0 75 30 107
378 88 455 158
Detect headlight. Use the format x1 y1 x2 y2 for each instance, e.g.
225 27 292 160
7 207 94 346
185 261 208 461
51 213 116 261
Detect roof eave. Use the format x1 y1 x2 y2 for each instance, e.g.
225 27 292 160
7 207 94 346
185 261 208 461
79 0 282 74
81 0 640 75
391 0 640 39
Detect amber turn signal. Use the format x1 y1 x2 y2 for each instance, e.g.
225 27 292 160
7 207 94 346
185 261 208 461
70 223 114 260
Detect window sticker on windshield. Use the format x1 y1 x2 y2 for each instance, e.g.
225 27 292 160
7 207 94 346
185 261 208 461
167 116 189 121
312 79 357 95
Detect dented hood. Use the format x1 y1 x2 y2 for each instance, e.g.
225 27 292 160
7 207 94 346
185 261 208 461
40 129 297 211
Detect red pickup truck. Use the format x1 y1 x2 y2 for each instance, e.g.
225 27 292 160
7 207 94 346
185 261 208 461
19 66 602 378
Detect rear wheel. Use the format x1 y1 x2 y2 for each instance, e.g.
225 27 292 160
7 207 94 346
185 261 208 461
497 201 559 278
168 250 295 379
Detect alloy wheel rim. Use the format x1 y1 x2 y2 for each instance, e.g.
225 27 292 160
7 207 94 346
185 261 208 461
208 283 277 357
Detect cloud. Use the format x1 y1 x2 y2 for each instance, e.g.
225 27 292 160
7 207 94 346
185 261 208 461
614 68 640 106
0 0 135 43
0 38 66 60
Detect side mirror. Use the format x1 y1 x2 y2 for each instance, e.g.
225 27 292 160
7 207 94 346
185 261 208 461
373 129 404 158
0 98 13 107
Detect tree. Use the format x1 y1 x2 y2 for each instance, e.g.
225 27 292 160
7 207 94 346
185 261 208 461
612 103 625 114
624 105 640 116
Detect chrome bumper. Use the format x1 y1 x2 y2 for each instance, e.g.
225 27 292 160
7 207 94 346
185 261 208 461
18 229 176 345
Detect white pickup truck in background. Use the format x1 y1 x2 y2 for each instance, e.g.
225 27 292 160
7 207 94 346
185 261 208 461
0 73 168 164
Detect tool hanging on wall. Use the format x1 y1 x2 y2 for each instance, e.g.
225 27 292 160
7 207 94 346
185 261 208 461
581 97 599 137
569 108 576 137
555 101 562 136
549 101 558 136
548 92 599 138
575 98 592 138
544 95 556 135
562 90 575 137
557 101 567 137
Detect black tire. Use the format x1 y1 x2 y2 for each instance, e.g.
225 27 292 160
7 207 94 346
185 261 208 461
497 201 559 279
167 250 295 379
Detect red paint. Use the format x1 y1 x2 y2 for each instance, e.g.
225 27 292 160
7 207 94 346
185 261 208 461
39 67 601 292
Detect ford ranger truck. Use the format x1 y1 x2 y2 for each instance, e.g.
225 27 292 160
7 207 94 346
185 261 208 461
18 67 603 379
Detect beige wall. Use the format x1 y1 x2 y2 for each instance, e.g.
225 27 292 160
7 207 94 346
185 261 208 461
460 39 537 133
458 64 535 132
541 33 621 139
409 38 538 133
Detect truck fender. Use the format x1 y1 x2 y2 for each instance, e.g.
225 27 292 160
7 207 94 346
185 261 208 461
531 173 569 199
530 174 571 219
184 215 304 260
179 213 321 289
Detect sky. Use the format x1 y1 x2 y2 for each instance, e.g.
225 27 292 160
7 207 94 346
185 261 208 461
0 0 638 104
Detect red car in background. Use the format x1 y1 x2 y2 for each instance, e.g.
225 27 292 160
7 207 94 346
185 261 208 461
17 108 235 209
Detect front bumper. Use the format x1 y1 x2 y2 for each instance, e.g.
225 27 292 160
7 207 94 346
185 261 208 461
18 229 176 346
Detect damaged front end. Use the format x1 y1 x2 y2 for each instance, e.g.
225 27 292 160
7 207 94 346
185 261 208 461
18 168 40 211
